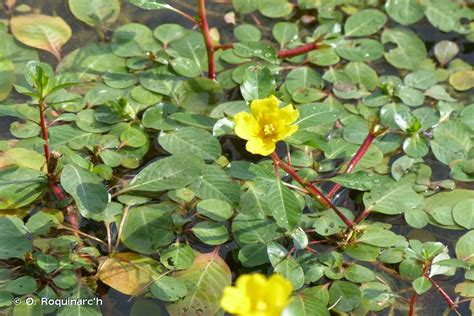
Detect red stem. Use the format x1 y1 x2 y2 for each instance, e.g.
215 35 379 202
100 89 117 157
214 43 233 50
197 0 215 80
354 208 371 224
425 274 457 309
409 292 417 316
271 152 354 229
211 41 320 59
39 101 79 236
39 101 51 166
277 42 317 59
327 131 375 199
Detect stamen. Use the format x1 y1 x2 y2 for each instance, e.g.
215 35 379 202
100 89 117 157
263 123 275 135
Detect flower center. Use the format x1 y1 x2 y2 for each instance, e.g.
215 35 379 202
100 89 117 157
263 123 275 136
255 300 268 311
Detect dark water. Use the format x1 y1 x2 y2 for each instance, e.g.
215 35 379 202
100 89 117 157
0 1 473 315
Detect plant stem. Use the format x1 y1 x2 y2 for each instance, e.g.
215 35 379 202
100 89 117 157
409 292 417 316
354 208 371 224
197 0 215 80
59 225 107 245
277 42 318 59
425 274 457 309
214 43 233 50
211 41 321 59
271 152 354 229
105 222 113 254
39 101 51 168
170 7 198 25
114 206 130 250
327 128 376 199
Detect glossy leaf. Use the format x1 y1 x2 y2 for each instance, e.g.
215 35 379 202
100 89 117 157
11 14 71 60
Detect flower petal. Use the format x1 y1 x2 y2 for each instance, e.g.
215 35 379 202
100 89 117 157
220 286 251 314
275 124 298 141
265 274 293 311
250 95 280 121
246 137 275 156
278 104 299 125
235 112 260 140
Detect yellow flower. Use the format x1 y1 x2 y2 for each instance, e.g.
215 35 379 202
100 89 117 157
220 273 293 316
234 95 299 156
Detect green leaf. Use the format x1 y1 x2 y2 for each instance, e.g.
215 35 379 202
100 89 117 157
37 254 58 274
284 292 330 316
170 31 207 72
431 121 471 165
150 276 187 302
295 102 340 130
167 252 231 316
404 209 429 229
452 199 474 229
456 230 474 264
258 0 292 18
111 23 156 57
196 199 233 221
404 70 437 90
121 204 174 254
233 213 282 244
286 66 323 94
382 28 427 70
68 0 120 29
308 47 340 66
60 164 108 219
4 276 37 295
274 257 305 290
413 276 431 294
240 66 275 101
396 85 425 107
127 0 170 10
272 22 298 47
125 155 204 192
0 60 14 101
235 24 261 42
385 0 424 25
192 221 229 245
330 172 388 191
233 42 278 63
191 164 240 205
403 134 429 158
266 180 302 230
53 270 77 289
356 227 398 247
58 43 125 81
363 181 422 215
425 0 471 33
336 39 384 62
170 57 201 78
344 264 376 283
76 109 111 133
0 216 32 260
11 14 71 60
153 24 185 45
344 9 387 37
329 281 361 312
0 167 46 210
158 127 221 161
238 243 269 267
344 62 378 91
160 243 195 270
